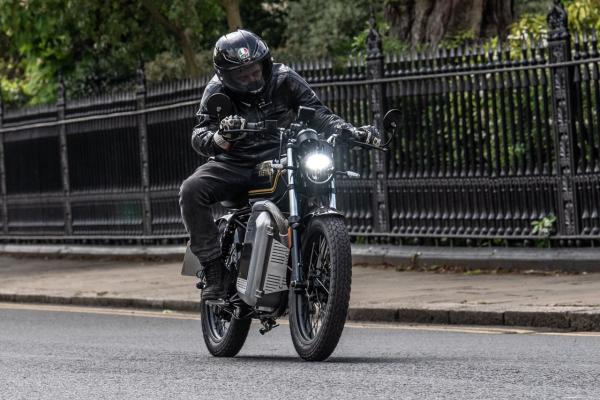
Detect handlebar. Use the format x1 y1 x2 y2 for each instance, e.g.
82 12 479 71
330 126 388 152
220 120 279 135
244 121 264 130
221 119 388 152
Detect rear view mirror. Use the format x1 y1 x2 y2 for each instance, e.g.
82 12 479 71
206 93 233 119
383 109 402 133
297 106 316 124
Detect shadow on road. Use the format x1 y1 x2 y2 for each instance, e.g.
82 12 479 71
232 354 413 364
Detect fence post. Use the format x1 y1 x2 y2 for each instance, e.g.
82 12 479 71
0 95 7 234
547 0 578 236
57 75 73 235
136 62 152 236
365 17 389 234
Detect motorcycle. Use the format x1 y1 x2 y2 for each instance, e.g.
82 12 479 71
182 92 400 361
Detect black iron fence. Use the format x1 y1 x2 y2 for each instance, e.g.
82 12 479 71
1 2 599 246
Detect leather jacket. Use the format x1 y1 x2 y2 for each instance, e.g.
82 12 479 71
191 63 347 166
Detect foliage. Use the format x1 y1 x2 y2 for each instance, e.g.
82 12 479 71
144 50 214 83
240 0 288 49
531 215 557 247
438 30 478 49
509 0 600 42
280 0 373 62
351 20 408 55
531 215 557 236
4 0 600 107
0 0 225 105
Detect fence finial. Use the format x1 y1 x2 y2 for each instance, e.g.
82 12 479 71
136 58 146 94
366 15 383 59
548 0 568 38
57 73 66 106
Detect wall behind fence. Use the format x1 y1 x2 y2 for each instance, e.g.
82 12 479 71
1 1 599 246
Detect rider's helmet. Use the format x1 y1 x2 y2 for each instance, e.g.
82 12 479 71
213 29 273 97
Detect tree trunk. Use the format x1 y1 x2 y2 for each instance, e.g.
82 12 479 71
385 0 514 48
219 0 243 32
178 30 202 78
141 0 201 78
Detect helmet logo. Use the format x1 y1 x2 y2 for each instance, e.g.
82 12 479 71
237 47 250 61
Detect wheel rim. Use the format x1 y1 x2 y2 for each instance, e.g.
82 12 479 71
295 231 331 342
205 303 231 341
204 220 237 342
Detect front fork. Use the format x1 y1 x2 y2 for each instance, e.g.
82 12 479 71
286 145 338 292
286 145 304 291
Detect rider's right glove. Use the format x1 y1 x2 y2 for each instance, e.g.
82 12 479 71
219 115 247 141
213 115 247 151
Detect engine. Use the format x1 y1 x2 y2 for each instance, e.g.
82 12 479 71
236 201 290 310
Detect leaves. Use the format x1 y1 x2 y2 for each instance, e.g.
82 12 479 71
0 0 225 105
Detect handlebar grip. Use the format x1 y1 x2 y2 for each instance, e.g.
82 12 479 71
245 121 262 130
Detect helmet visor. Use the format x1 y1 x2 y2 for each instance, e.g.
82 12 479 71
221 62 266 94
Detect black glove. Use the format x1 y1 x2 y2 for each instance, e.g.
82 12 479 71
352 125 382 146
218 115 247 141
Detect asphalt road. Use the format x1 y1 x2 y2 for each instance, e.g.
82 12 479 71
1 304 599 400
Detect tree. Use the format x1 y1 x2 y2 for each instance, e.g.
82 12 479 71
219 0 242 31
0 0 226 104
384 0 515 48
281 0 372 61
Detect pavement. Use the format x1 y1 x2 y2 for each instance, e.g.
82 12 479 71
1 252 600 331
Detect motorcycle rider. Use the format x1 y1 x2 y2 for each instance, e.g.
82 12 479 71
179 29 380 301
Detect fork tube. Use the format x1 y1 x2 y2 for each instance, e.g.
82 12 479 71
287 146 299 217
287 144 303 288
329 178 337 209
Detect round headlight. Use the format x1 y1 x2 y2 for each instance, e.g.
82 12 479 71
302 152 334 184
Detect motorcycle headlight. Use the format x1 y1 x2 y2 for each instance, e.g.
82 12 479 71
302 152 334 184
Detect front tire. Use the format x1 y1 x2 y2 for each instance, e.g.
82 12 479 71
289 216 352 361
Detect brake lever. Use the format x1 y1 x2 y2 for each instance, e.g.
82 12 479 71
220 128 265 134
348 139 388 152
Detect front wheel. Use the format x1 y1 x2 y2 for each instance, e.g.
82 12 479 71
289 216 352 361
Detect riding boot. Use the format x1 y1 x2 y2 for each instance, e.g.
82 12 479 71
201 257 226 301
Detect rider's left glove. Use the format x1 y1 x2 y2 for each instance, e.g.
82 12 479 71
353 125 381 147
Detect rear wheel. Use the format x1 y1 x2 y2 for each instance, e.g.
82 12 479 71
289 216 351 361
200 219 251 357
201 300 251 357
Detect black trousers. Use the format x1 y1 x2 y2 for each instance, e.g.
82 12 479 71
179 160 253 263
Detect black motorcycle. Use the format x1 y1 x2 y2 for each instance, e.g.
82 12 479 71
182 93 399 361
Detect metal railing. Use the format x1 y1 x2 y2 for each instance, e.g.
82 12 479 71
0 1 599 246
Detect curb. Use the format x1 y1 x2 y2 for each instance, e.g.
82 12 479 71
2 293 599 332
2 244 600 272
352 245 600 273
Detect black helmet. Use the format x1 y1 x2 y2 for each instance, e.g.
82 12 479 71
213 29 273 96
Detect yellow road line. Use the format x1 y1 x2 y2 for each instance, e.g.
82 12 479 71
0 302 200 320
2 302 600 337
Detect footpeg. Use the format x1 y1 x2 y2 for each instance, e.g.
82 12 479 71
259 318 279 335
291 280 307 294
205 299 227 307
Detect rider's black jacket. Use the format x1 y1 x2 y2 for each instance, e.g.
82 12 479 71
192 63 346 167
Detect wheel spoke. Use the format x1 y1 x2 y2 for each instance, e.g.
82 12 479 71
297 230 334 341
314 277 330 295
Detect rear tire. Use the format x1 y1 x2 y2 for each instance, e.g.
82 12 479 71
200 219 251 357
201 301 251 357
289 216 351 361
